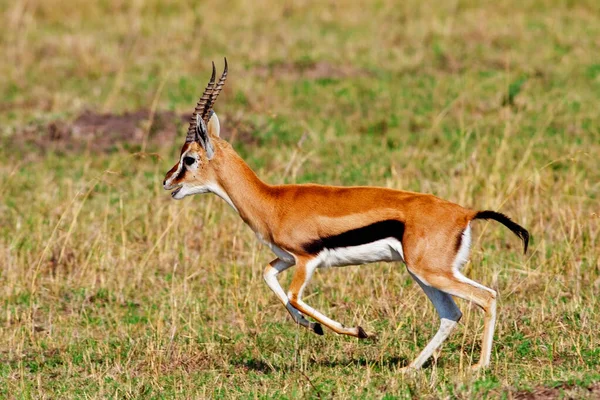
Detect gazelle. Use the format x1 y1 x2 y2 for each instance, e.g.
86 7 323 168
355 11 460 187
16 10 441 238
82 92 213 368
163 59 530 371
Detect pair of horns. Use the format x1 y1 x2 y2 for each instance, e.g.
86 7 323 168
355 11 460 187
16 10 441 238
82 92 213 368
186 58 228 143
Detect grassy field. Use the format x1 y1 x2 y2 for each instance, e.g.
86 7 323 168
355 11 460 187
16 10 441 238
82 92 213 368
1 0 599 398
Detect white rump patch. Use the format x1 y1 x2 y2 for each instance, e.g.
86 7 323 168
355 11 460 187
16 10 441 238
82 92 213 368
450 223 495 294
452 223 471 272
316 238 405 268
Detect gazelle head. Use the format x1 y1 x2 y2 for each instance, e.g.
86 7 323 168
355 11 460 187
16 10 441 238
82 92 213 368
163 59 228 200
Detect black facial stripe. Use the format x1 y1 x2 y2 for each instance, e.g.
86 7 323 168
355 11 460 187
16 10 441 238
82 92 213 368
175 164 186 182
303 220 405 254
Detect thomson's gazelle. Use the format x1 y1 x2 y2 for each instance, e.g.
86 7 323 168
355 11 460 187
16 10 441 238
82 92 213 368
163 60 530 371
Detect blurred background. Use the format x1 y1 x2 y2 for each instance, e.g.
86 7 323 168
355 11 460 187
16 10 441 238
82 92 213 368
1 0 599 397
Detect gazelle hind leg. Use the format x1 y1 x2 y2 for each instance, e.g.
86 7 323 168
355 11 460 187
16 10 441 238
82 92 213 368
287 257 372 339
263 258 323 335
403 271 462 371
426 272 497 370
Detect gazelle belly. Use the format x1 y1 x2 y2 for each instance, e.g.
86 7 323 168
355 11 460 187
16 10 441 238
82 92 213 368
316 238 405 268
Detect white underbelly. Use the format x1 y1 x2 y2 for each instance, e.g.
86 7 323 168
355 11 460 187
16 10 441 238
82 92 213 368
316 238 405 268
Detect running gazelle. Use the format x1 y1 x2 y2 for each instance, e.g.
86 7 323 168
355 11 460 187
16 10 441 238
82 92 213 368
163 59 530 371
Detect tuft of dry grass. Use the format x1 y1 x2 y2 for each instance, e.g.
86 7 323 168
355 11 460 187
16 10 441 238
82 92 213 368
1 0 599 398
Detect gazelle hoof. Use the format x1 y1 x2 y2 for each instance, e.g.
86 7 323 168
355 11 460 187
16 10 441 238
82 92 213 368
356 326 377 340
311 322 324 335
357 326 368 338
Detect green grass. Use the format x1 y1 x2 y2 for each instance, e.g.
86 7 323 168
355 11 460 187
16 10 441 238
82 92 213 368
1 0 599 398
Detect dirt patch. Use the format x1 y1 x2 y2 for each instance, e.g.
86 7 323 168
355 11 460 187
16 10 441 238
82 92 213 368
12 109 259 153
13 109 184 153
253 60 371 80
513 382 600 399
514 386 563 400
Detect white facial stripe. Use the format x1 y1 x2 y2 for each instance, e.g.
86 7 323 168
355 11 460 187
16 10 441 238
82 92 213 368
166 164 182 187
179 151 199 172
165 150 192 187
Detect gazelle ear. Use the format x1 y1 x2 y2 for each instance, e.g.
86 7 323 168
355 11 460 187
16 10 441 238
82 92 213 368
207 111 221 138
195 115 215 159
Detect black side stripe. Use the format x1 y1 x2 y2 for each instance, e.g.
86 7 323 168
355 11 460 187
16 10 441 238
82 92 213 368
303 220 405 254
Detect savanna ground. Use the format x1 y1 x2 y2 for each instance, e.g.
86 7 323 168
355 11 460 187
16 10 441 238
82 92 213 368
1 0 599 398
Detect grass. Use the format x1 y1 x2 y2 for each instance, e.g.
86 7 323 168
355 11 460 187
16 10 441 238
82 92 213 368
1 0 599 398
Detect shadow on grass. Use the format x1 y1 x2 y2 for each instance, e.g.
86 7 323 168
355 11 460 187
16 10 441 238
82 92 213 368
234 355 412 374
316 355 410 369
235 358 281 374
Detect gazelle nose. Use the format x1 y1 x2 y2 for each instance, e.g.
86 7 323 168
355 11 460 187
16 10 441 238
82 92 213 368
163 180 166 186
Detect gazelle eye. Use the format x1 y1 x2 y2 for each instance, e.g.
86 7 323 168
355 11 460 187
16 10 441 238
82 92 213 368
183 156 196 166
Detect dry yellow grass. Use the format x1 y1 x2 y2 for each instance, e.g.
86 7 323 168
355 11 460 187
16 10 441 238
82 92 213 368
1 0 599 398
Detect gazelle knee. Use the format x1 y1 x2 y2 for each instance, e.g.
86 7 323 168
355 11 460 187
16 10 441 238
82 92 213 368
450 309 463 323
263 267 275 282
484 290 497 313
288 293 300 308
439 317 459 332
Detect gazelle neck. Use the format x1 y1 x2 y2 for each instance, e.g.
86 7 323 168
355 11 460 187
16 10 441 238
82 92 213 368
210 143 275 234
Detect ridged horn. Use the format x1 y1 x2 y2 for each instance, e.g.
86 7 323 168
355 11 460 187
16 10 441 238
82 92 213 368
204 57 228 122
186 62 216 143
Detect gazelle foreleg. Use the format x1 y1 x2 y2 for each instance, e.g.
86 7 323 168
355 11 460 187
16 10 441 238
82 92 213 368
287 257 373 339
403 270 462 371
263 258 323 335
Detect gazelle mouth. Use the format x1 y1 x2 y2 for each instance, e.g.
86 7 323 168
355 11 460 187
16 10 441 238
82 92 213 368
171 186 183 197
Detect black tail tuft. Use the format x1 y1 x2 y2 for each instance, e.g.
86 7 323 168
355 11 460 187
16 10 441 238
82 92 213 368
473 210 530 254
